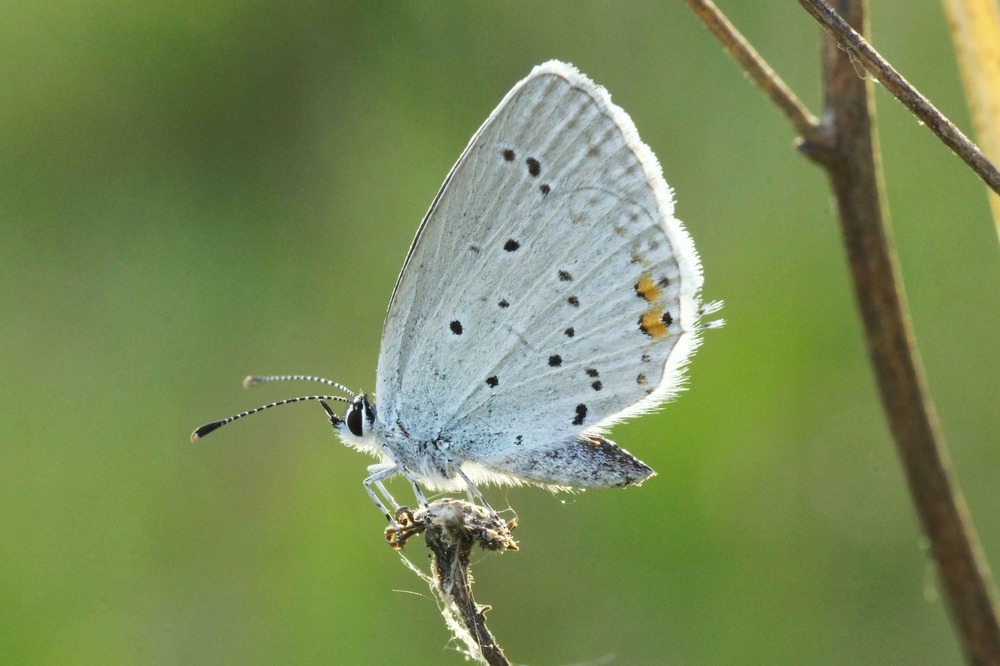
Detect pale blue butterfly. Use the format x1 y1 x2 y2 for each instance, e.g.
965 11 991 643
193 60 721 526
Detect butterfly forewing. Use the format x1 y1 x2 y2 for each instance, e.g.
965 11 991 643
376 61 706 473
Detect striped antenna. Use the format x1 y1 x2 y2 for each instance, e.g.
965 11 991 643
191 394 351 442
243 374 356 398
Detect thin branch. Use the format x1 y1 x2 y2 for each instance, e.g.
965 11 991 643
815 5 1000 661
687 1 1000 664
390 500 517 666
685 0 821 141
799 0 1000 197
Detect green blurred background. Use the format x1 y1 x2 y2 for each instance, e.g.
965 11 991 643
2 2 997 664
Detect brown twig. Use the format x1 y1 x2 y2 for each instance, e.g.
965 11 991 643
686 0 820 141
390 500 517 666
814 5 1000 662
799 0 1000 197
687 1 1000 664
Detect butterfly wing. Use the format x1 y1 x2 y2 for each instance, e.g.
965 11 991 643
376 61 713 487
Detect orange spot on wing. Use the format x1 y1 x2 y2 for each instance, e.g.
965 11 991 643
640 307 670 339
635 272 662 303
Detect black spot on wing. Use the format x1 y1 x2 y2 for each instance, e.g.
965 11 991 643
526 157 541 177
564 327 575 338
540 184 551 195
572 404 588 426
567 296 579 307
558 270 573 282
498 299 509 308
450 320 463 335
502 149 516 161
486 376 499 388
548 355 562 367
504 239 520 252
585 368 599 377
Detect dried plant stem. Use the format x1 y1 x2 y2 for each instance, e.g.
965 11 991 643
390 500 517 666
687 1 1000 663
815 6 1000 661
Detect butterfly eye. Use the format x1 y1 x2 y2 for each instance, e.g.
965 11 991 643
346 401 364 437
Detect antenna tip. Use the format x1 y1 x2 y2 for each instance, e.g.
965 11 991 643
242 376 257 389
192 420 225 441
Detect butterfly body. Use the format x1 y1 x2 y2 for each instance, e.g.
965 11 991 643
337 393 654 493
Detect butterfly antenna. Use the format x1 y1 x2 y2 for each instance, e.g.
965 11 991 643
243 374 356 398
191 395 351 442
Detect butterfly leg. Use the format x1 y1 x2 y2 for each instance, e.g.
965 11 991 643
373 479 398 509
364 462 402 523
365 463 430 519
368 464 432 549
452 464 499 520
400 467 429 507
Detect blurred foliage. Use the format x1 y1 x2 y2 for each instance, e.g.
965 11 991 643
1 2 997 664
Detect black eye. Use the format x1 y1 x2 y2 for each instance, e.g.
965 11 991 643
346 402 364 437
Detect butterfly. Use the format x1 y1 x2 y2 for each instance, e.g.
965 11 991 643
193 60 721 528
